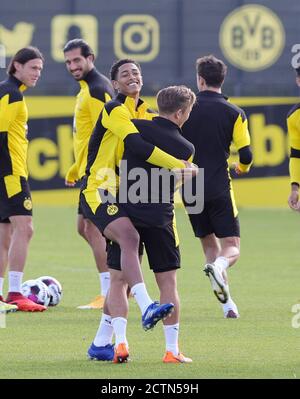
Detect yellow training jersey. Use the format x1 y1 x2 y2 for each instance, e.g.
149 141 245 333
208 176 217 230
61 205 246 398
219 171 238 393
287 104 300 185
0 76 28 178
84 93 186 200
66 68 114 182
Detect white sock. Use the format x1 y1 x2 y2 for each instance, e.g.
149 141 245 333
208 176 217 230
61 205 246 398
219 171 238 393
131 283 153 315
163 323 179 355
111 317 128 347
8 271 23 293
214 256 229 272
222 297 239 315
0 277 4 297
93 313 114 347
99 272 110 297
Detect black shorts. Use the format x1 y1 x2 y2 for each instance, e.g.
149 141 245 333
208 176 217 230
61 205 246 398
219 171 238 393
78 200 83 215
79 189 128 233
107 222 180 273
106 238 144 257
0 175 32 223
188 190 240 238
77 177 85 216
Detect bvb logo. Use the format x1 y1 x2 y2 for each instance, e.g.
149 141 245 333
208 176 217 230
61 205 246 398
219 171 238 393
107 204 118 216
219 4 285 71
23 197 32 211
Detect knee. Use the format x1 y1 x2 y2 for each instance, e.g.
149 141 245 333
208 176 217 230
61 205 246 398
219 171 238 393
223 237 240 260
110 274 127 291
229 237 240 256
84 221 93 238
26 223 34 241
85 221 102 243
235 246 241 259
19 222 34 241
77 222 86 239
119 228 140 250
2 235 11 251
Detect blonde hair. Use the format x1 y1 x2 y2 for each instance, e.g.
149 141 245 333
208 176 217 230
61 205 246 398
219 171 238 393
157 85 196 114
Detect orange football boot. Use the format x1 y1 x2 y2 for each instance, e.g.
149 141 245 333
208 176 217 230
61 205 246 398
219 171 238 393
113 343 129 363
163 351 192 363
6 292 47 312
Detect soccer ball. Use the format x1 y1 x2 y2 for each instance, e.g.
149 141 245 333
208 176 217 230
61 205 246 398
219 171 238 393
37 276 62 306
21 279 51 307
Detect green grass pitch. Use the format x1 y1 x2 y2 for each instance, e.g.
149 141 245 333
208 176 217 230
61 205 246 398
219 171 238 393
0 206 300 379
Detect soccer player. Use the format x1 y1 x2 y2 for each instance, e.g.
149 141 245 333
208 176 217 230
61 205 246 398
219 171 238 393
182 55 253 318
0 47 46 312
90 85 197 364
81 60 191 362
287 66 300 212
63 39 114 310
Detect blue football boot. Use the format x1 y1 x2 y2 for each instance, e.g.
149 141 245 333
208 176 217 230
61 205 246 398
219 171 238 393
142 301 174 331
87 343 114 361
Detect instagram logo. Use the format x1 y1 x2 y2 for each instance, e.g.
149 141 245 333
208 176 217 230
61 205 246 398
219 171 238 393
114 15 160 62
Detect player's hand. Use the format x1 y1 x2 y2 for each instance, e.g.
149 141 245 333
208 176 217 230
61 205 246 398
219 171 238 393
65 163 79 187
65 179 77 187
288 190 300 211
232 162 246 175
182 160 199 176
173 161 199 183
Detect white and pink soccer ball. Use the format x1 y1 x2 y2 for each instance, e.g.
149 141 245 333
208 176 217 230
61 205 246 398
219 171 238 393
37 276 63 306
21 279 51 307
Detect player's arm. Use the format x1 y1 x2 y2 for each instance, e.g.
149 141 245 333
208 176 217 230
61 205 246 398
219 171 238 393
65 89 113 186
102 104 186 169
288 109 300 186
232 111 253 175
65 162 79 186
287 108 300 210
89 91 113 127
0 92 22 133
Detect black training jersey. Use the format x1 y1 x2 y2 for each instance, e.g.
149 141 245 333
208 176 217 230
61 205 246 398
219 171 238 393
119 116 195 227
0 76 28 178
182 91 250 200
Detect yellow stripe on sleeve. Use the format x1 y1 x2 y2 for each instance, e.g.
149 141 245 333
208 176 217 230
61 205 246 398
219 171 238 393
238 162 251 173
0 94 20 132
89 97 106 128
102 105 139 140
232 114 251 150
287 109 300 150
289 158 300 184
147 147 185 169
4 175 22 198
